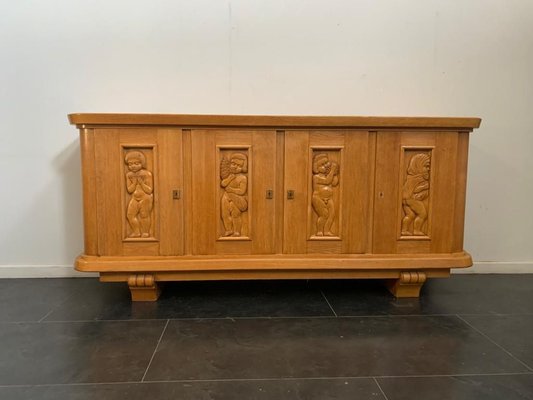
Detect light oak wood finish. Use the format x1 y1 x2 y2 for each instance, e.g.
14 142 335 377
102 269 450 284
70 114 481 301
79 129 98 256
127 274 161 301
385 271 428 298
77 252 472 271
69 114 481 130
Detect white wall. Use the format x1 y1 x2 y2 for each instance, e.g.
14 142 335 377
1 0 532 276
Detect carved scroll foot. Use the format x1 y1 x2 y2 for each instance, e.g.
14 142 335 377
128 274 161 302
385 271 427 298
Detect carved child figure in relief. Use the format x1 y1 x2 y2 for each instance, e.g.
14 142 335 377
312 153 340 236
125 151 154 238
220 153 248 237
401 153 431 236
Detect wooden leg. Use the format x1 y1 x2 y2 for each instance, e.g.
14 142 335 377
128 274 161 302
385 271 427 298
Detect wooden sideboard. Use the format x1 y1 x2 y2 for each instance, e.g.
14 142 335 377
69 114 481 301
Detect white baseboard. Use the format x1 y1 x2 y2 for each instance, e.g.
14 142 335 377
0 265 98 278
0 262 532 278
452 261 533 274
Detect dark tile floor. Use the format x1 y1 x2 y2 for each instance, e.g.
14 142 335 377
0 275 532 399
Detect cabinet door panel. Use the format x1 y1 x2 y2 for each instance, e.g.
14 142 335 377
373 131 460 254
283 130 373 254
283 131 309 254
158 129 185 256
94 129 122 256
93 128 183 256
190 130 277 255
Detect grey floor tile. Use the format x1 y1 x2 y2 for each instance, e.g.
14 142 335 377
0 320 166 385
315 279 420 316
461 315 533 370
0 278 95 322
144 316 528 381
318 275 533 316
0 378 384 400
2 275 533 392
45 280 334 321
377 374 533 400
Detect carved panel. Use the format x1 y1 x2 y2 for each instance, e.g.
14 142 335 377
399 148 433 239
218 147 251 240
309 148 343 240
123 147 157 241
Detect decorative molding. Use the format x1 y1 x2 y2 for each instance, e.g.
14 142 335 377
399 271 427 284
128 273 160 301
127 273 156 288
386 271 427 298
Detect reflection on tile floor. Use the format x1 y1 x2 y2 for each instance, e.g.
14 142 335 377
0 275 532 399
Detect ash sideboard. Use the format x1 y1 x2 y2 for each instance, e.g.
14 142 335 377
68 114 481 301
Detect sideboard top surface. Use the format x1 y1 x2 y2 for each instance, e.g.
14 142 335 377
68 113 481 130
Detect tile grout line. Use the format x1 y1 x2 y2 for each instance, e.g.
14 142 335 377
456 315 533 372
373 377 390 400
320 290 337 317
38 309 55 323
35 285 86 323
10 312 533 325
3 313 504 324
2 372 533 388
141 319 170 382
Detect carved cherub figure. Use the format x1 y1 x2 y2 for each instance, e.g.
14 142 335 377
125 151 154 238
401 153 431 236
220 153 248 237
311 153 339 236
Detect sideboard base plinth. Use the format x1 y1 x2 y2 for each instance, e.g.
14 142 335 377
384 271 428 298
86 256 464 300
128 274 161 302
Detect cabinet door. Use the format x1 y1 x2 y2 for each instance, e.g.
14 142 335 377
283 130 374 254
373 131 468 254
190 129 278 255
93 128 184 256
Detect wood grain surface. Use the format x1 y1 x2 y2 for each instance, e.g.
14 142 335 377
72 113 481 300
